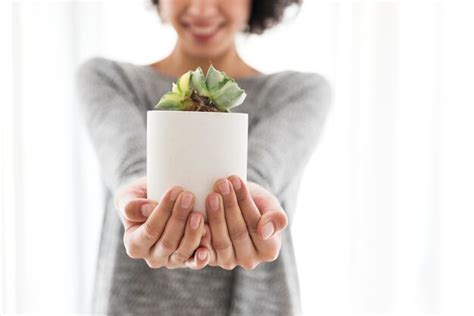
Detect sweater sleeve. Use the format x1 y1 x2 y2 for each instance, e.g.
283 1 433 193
75 57 147 195
246 72 332 201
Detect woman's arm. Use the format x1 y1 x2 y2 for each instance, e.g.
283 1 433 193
76 58 209 269
76 57 147 195
247 72 333 211
198 73 333 270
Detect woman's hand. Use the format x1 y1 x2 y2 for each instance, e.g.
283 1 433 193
203 175 289 270
113 176 210 270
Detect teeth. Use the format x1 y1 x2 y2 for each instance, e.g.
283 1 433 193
190 25 218 35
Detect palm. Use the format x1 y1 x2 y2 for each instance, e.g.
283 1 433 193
200 179 287 270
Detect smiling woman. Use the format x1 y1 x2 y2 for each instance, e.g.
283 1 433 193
75 0 331 315
149 0 301 77
4 0 473 315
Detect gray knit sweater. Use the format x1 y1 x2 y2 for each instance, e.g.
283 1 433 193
76 57 332 316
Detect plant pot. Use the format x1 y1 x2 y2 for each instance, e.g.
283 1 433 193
147 110 248 216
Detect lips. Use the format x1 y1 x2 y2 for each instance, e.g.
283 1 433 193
183 21 224 42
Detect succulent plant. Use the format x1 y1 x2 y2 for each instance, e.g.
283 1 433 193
154 65 247 113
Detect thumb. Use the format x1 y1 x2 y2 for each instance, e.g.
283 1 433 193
257 210 288 240
122 198 158 223
199 223 217 265
112 176 155 225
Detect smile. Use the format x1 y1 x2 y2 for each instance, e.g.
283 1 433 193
184 23 224 42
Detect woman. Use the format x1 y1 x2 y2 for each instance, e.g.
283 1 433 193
76 0 332 315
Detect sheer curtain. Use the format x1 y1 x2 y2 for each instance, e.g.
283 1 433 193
1 0 473 315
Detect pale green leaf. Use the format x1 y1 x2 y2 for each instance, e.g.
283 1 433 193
172 83 180 93
190 67 210 97
206 65 227 92
177 71 191 95
155 92 184 110
210 80 247 111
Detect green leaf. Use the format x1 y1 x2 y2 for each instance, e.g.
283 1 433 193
155 65 246 112
155 92 184 110
177 71 191 95
210 80 247 111
172 83 180 94
206 65 227 92
190 67 210 97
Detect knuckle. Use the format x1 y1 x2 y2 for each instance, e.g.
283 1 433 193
171 249 192 263
240 259 257 270
155 239 175 257
142 221 159 240
228 227 250 243
212 240 233 252
145 258 163 269
221 262 237 270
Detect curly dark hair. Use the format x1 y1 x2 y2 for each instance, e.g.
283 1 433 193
151 0 303 34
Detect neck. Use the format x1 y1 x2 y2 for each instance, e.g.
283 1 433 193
153 41 258 79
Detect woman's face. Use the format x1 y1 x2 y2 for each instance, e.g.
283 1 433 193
158 0 251 59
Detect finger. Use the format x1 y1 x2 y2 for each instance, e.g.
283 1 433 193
114 176 148 211
216 177 256 263
199 223 217 266
257 210 289 240
241 184 287 258
206 192 235 268
168 212 204 268
227 175 260 235
148 190 195 265
251 191 282 216
121 178 180 224
124 186 183 259
253 211 285 263
185 247 210 270
123 198 156 223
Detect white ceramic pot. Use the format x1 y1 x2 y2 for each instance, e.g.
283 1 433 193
147 110 248 216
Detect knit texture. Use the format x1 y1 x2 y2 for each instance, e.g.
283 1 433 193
76 57 332 316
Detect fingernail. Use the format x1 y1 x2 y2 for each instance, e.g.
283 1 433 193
141 203 155 217
198 250 208 260
190 213 200 230
218 179 230 195
209 195 219 211
262 222 275 240
230 177 241 190
181 192 193 208
170 187 181 201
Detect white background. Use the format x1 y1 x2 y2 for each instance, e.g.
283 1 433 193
1 0 474 315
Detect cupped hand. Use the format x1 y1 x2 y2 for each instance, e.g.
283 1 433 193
202 175 289 270
113 176 210 270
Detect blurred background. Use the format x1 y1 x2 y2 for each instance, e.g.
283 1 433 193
1 0 474 315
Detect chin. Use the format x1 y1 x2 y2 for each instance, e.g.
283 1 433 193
184 45 229 61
